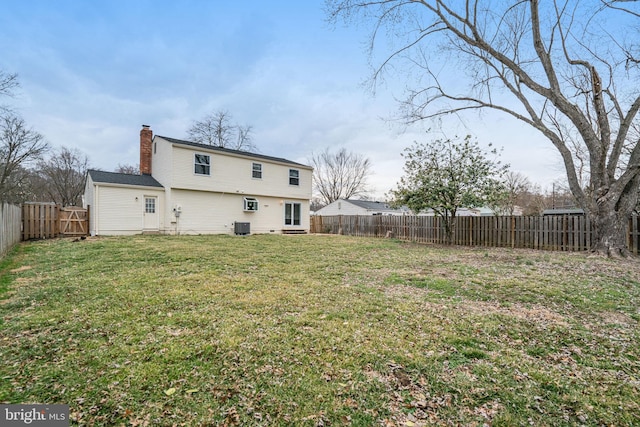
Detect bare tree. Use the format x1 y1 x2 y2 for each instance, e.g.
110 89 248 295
310 147 372 205
310 197 326 212
492 171 533 216
520 184 548 216
38 146 89 206
0 114 49 202
115 163 140 174
187 110 256 151
0 70 19 113
235 124 254 150
327 0 640 256
0 165 39 203
0 70 18 96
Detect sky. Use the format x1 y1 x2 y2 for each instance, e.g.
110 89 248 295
1 0 565 200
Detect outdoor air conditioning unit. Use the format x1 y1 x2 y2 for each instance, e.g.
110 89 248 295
234 222 250 235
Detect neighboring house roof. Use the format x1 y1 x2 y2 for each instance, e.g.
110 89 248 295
315 199 408 215
467 207 497 216
345 200 400 212
418 207 497 216
542 208 585 215
157 135 312 169
88 170 164 188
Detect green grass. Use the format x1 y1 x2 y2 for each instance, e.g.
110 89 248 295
0 235 639 426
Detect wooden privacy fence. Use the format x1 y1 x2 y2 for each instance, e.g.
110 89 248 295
1 202 22 257
311 214 640 254
22 203 89 240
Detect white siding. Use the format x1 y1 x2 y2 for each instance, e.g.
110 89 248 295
151 136 173 188
160 139 312 200
151 136 312 234
315 200 368 216
167 190 309 235
151 137 175 232
92 184 165 235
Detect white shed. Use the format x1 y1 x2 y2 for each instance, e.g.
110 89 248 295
84 170 165 236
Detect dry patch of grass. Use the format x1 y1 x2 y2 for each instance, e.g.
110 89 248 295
0 235 639 426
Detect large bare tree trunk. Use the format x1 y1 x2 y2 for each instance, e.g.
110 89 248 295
589 175 640 257
590 208 630 257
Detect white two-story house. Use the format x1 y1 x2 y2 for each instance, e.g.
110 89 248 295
84 125 312 236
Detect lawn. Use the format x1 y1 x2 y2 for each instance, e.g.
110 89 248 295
0 234 639 426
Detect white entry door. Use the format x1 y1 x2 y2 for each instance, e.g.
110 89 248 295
143 196 159 231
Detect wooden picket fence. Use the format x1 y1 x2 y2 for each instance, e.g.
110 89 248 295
311 214 640 254
22 203 89 240
1 202 22 257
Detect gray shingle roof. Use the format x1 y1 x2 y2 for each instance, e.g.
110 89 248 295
346 200 397 211
88 170 163 188
542 208 584 215
345 199 408 212
157 135 311 169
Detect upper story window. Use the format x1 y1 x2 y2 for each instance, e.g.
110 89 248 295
289 169 300 186
252 163 262 179
194 153 210 175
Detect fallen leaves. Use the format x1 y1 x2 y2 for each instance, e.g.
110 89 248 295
1 235 639 426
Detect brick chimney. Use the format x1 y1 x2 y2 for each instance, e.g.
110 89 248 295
140 125 153 175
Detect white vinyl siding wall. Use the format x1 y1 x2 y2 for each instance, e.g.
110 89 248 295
166 142 312 200
315 200 371 216
89 184 164 235
150 137 174 187
150 136 175 232
168 190 308 234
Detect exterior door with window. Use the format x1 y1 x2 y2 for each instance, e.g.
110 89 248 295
284 202 301 227
143 196 159 231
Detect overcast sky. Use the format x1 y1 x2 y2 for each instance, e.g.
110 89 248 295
1 0 566 199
